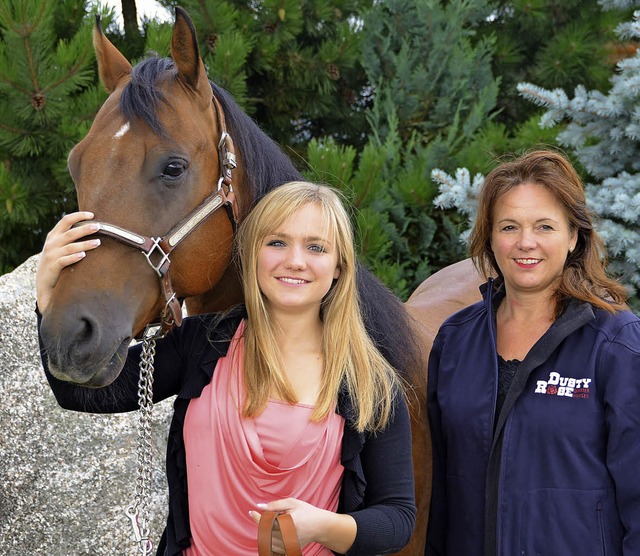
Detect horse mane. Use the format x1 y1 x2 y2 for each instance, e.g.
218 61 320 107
208 82 303 204
356 268 422 381
119 56 419 379
120 57 174 137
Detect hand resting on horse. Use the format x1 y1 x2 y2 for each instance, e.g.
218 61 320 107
35 211 100 313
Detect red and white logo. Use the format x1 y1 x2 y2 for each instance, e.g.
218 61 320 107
534 371 591 399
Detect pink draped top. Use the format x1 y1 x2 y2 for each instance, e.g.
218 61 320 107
183 321 345 556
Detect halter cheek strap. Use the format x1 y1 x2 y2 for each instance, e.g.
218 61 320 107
212 92 240 226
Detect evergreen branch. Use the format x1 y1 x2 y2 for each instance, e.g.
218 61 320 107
0 1 47 37
0 75 33 96
40 60 90 95
23 35 42 97
431 167 482 217
0 121 29 135
517 82 569 127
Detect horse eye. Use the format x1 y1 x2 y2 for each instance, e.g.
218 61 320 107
162 160 187 180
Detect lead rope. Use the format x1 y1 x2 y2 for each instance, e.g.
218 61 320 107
125 335 157 556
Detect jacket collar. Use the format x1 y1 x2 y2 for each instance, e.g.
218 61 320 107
481 277 596 325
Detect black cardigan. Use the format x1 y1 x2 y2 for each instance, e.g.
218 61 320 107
38 305 416 555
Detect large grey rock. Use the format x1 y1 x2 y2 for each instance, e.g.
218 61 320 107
0 255 172 556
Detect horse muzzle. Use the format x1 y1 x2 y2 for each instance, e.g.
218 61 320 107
40 305 133 387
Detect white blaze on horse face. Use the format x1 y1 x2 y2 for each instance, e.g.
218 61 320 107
114 122 130 139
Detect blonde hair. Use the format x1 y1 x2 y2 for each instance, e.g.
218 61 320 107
235 181 401 432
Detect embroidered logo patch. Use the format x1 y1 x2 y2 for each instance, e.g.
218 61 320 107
534 371 591 399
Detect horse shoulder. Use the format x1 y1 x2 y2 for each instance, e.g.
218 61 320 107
405 258 484 354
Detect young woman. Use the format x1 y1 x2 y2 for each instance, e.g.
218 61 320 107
426 150 640 555
36 181 416 556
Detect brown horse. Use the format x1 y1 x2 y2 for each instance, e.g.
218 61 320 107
38 7 484 555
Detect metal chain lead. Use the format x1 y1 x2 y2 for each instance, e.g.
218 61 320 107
125 337 156 556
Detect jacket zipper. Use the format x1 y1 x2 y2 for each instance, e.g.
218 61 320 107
597 500 607 556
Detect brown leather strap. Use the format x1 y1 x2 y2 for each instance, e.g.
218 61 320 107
258 511 279 555
276 513 302 556
257 511 302 556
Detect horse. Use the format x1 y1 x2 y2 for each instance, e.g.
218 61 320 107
38 7 484 555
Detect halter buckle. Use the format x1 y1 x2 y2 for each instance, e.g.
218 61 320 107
143 237 170 277
141 322 164 341
224 150 237 170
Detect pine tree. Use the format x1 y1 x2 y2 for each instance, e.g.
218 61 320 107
432 5 640 312
441 0 636 179
480 0 635 127
361 0 499 145
158 0 374 156
302 0 499 297
0 0 112 272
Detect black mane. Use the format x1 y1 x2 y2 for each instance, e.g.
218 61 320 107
119 56 419 379
120 57 174 137
208 81 303 204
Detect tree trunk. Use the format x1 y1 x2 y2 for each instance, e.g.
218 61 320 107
121 0 143 55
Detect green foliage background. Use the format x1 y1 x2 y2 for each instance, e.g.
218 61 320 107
0 0 634 299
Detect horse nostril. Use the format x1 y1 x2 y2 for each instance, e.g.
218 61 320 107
69 314 101 362
77 317 94 345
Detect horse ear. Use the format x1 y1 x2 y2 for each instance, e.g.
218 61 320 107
171 7 211 100
93 15 133 92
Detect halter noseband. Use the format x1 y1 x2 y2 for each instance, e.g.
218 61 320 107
74 94 238 339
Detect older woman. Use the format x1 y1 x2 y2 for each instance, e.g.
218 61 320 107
426 150 640 555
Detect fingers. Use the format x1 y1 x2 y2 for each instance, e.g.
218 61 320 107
256 499 296 512
42 212 100 267
36 211 101 313
47 211 98 244
251 501 299 554
248 510 260 524
43 213 98 257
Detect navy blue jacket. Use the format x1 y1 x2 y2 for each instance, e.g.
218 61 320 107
38 305 415 556
426 281 640 556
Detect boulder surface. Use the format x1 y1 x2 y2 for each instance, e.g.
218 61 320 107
0 255 172 556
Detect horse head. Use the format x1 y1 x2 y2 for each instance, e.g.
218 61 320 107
40 8 247 387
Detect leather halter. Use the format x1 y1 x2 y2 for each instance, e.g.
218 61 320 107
74 93 238 339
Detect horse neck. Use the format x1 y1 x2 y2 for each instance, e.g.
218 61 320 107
184 261 244 316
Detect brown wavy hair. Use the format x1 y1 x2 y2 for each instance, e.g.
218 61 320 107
469 150 627 315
